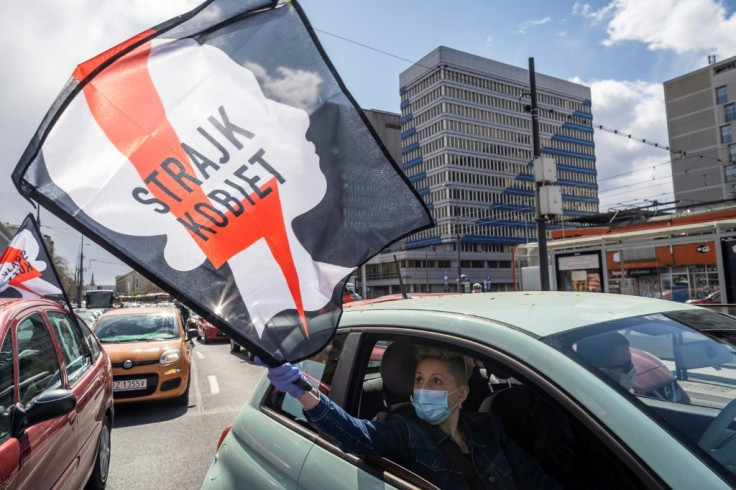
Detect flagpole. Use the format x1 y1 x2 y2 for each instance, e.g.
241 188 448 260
27 214 82 327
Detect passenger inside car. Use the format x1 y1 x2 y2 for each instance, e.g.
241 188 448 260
264 335 648 489
261 345 560 489
576 332 637 392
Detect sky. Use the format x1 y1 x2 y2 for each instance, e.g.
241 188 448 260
2 0 736 284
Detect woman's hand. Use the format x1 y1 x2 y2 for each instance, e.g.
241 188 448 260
254 357 321 409
255 357 308 398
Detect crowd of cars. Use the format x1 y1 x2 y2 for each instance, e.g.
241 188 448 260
0 297 212 489
5 290 736 488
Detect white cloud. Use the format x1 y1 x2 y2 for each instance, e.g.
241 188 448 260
568 77 674 210
577 0 736 57
245 63 324 113
518 16 551 34
572 2 616 23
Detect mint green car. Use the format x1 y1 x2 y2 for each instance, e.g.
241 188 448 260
202 292 736 489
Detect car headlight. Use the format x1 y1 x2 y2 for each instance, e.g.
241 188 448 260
160 348 182 365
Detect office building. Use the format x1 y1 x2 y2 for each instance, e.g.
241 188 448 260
363 47 597 297
665 55 736 205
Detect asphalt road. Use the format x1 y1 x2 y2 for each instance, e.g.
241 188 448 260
106 340 264 490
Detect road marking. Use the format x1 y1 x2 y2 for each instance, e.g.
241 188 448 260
196 351 205 360
191 354 204 415
208 375 220 394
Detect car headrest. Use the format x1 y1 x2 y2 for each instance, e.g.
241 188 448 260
379 339 417 403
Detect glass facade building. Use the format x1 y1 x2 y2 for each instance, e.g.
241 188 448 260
363 47 598 297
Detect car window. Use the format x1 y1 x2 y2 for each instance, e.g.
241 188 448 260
0 333 13 443
549 309 736 479
47 311 93 386
16 314 62 407
265 334 346 421
95 312 179 342
347 334 645 489
78 318 101 362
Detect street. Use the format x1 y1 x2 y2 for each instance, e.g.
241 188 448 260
107 340 263 490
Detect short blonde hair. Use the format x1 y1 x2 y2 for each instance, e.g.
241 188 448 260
416 346 473 386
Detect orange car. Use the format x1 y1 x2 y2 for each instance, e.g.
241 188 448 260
94 306 197 405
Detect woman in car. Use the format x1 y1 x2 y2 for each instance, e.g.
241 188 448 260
262 346 559 489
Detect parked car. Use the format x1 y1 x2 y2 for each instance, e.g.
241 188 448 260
197 316 229 344
687 290 722 305
75 308 99 329
94 306 197 405
203 292 736 489
0 298 114 489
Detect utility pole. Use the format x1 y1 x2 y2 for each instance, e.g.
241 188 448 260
529 57 550 291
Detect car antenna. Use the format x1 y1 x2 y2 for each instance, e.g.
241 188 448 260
393 254 409 299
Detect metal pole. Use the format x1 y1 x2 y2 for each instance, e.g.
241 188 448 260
456 233 462 293
77 236 84 305
529 57 550 291
425 250 429 292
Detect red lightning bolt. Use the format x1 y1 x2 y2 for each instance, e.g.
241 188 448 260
1 246 43 296
73 36 309 336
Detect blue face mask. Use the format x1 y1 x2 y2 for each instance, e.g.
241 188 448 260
412 388 461 425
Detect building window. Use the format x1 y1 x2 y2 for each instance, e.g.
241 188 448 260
717 85 728 104
726 103 736 122
731 144 736 163
727 165 736 183
721 125 733 144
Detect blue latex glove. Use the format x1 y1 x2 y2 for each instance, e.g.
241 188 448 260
255 357 308 398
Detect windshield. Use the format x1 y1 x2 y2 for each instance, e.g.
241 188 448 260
95 313 179 342
77 310 96 325
548 308 736 477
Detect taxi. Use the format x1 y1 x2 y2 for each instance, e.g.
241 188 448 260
94 306 196 405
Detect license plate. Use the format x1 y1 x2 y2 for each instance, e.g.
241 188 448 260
113 379 147 392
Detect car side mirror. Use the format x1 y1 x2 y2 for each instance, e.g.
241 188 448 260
10 389 76 438
187 328 198 340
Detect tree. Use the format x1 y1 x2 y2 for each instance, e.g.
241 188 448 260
53 255 78 303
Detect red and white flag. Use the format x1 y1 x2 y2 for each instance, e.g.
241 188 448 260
13 0 432 361
0 215 64 300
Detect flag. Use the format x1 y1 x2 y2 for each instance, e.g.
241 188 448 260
0 214 64 301
12 0 432 362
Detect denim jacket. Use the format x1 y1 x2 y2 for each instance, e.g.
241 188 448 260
304 393 560 490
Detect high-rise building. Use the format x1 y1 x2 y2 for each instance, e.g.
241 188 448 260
363 47 597 297
665 55 736 205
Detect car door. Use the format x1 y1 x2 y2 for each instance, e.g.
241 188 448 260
12 311 78 489
0 330 20 487
46 309 100 489
295 332 430 489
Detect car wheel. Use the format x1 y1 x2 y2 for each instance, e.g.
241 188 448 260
173 376 191 406
230 340 240 353
85 415 111 490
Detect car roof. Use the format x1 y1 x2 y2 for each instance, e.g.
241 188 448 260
341 291 697 337
98 306 177 316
